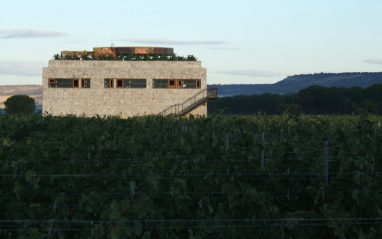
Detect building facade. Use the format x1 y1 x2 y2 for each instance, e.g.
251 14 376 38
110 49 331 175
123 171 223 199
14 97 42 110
42 47 210 118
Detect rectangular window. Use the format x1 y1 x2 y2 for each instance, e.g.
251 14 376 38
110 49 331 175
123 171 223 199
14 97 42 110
49 79 90 88
123 79 146 88
49 79 73 88
104 79 114 88
153 79 169 88
153 79 201 89
73 79 79 88
182 79 201 89
116 79 123 88
168 79 176 88
81 79 91 88
56 79 73 88
177 80 182 88
49 79 56 88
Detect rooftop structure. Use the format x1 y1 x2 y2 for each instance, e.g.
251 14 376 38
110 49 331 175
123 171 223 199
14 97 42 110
61 46 174 59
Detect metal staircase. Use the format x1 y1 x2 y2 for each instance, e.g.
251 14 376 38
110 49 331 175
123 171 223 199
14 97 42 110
158 88 217 116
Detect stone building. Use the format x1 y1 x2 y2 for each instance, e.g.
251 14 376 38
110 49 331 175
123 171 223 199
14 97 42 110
42 46 216 118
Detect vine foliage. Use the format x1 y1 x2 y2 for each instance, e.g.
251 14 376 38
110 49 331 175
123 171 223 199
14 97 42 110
0 114 381 238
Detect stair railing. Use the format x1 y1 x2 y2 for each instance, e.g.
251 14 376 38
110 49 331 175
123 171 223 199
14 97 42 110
158 88 217 116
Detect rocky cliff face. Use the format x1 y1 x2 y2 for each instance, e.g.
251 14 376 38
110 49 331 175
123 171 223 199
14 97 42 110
210 72 382 97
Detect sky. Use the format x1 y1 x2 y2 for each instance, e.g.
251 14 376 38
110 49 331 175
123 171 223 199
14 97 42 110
0 0 381 85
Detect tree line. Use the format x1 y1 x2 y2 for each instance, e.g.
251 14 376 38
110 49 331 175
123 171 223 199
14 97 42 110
208 84 382 115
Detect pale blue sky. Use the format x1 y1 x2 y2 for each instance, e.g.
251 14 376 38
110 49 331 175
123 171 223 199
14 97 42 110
0 0 381 85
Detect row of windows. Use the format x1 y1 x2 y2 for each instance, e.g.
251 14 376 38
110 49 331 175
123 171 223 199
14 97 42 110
105 79 146 88
49 79 90 88
48 79 201 89
152 79 201 89
105 79 200 89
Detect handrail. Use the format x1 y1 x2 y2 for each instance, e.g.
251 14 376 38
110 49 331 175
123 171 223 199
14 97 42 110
181 89 207 105
158 88 217 116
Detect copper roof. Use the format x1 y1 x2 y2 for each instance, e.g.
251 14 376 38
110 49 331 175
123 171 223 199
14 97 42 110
61 46 175 58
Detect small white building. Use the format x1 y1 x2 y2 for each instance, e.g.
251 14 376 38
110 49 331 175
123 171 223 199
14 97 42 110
42 46 216 118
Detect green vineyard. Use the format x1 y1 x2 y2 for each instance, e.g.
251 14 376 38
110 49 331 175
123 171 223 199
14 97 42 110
1 113 382 238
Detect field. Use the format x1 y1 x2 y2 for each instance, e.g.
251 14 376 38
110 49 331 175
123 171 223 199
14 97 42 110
1 113 382 238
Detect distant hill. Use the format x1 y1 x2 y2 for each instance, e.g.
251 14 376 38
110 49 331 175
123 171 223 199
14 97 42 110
0 85 42 113
1 72 382 113
0 85 42 96
209 72 382 97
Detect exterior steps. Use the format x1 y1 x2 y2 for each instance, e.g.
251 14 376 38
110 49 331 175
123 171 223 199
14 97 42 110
158 88 217 116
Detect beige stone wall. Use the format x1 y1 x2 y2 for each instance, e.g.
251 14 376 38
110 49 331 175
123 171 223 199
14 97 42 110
42 60 207 118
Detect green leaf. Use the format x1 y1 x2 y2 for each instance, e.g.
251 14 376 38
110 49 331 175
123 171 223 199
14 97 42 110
148 174 160 191
175 178 186 190
110 228 124 239
135 222 142 236
142 161 154 171
13 182 24 200
29 203 41 208
109 200 121 220
129 181 136 196
25 169 36 183
352 190 359 200
208 204 214 214
142 231 151 239
109 211 121 220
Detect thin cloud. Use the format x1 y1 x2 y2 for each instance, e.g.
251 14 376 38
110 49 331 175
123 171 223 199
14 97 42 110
215 69 283 78
64 40 87 43
0 29 67 39
209 47 246 50
364 58 382 65
118 38 227 46
209 47 267 52
0 60 45 77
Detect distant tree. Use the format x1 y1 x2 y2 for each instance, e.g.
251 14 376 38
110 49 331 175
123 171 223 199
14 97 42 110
53 54 61 60
4 95 35 115
169 53 177 61
152 54 159 61
177 56 185 61
80 53 91 60
97 54 115 60
186 55 197 61
208 83 382 115
143 54 150 61
64 54 74 60
277 104 302 115
160 53 169 61
361 100 378 114
296 85 326 114
125 54 133 61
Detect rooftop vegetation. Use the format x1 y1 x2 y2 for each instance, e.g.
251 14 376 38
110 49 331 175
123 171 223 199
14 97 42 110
53 53 197 61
